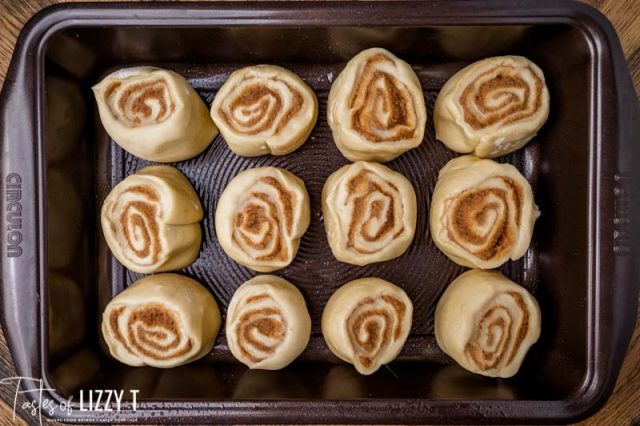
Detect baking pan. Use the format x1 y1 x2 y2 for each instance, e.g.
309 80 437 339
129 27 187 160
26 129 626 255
1 1 639 424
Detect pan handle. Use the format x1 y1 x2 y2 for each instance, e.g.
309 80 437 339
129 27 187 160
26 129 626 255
596 9 640 397
0 30 42 384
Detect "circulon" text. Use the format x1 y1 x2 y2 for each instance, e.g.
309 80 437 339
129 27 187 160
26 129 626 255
6 173 22 258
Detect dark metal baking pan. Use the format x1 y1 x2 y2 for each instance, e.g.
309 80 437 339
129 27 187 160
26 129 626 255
1 1 639 423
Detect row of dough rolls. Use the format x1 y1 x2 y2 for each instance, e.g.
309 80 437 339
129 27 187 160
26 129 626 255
99 157 539 274
101 269 541 378
92 53 550 164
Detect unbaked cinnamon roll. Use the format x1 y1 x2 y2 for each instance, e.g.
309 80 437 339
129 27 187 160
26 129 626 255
226 275 311 370
211 65 318 156
322 161 417 265
430 155 539 269
101 165 203 274
322 278 413 375
327 48 427 162
434 56 550 158
101 274 221 368
434 269 541 378
93 67 217 162
215 167 310 272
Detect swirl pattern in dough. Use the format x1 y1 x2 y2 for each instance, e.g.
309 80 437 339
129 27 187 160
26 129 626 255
226 275 311 370
101 165 203 274
430 155 539 269
211 65 318 156
434 269 541 378
102 274 221 368
323 161 417 265
327 48 427 162
215 167 310 272
434 56 550 158
93 67 217 162
322 278 413 375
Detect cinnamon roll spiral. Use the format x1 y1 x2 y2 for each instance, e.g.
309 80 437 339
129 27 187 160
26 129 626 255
322 278 413 375
430 156 539 269
328 48 427 162
215 167 310 272
435 269 541 378
323 161 417 265
101 274 221 368
226 275 311 370
211 65 318 156
434 56 550 158
101 165 203 274
93 67 217 162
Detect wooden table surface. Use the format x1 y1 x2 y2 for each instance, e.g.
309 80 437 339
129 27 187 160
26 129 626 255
0 0 638 425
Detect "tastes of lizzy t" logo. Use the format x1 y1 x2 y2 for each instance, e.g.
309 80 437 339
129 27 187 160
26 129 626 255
0 376 138 424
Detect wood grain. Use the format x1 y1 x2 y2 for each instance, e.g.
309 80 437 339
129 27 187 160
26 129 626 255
0 0 638 425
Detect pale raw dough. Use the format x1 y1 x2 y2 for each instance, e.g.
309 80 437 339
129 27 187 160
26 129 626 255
434 269 541 378
430 155 539 269
215 167 310 272
434 56 550 158
226 275 311 370
211 65 318 156
101 274 221 368
93 67 217 162
323 161 417 265
327 48 427 162
101 165 203 274
321 278 413 375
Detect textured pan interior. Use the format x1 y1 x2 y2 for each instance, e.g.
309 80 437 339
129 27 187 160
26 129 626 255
45 23 590 401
